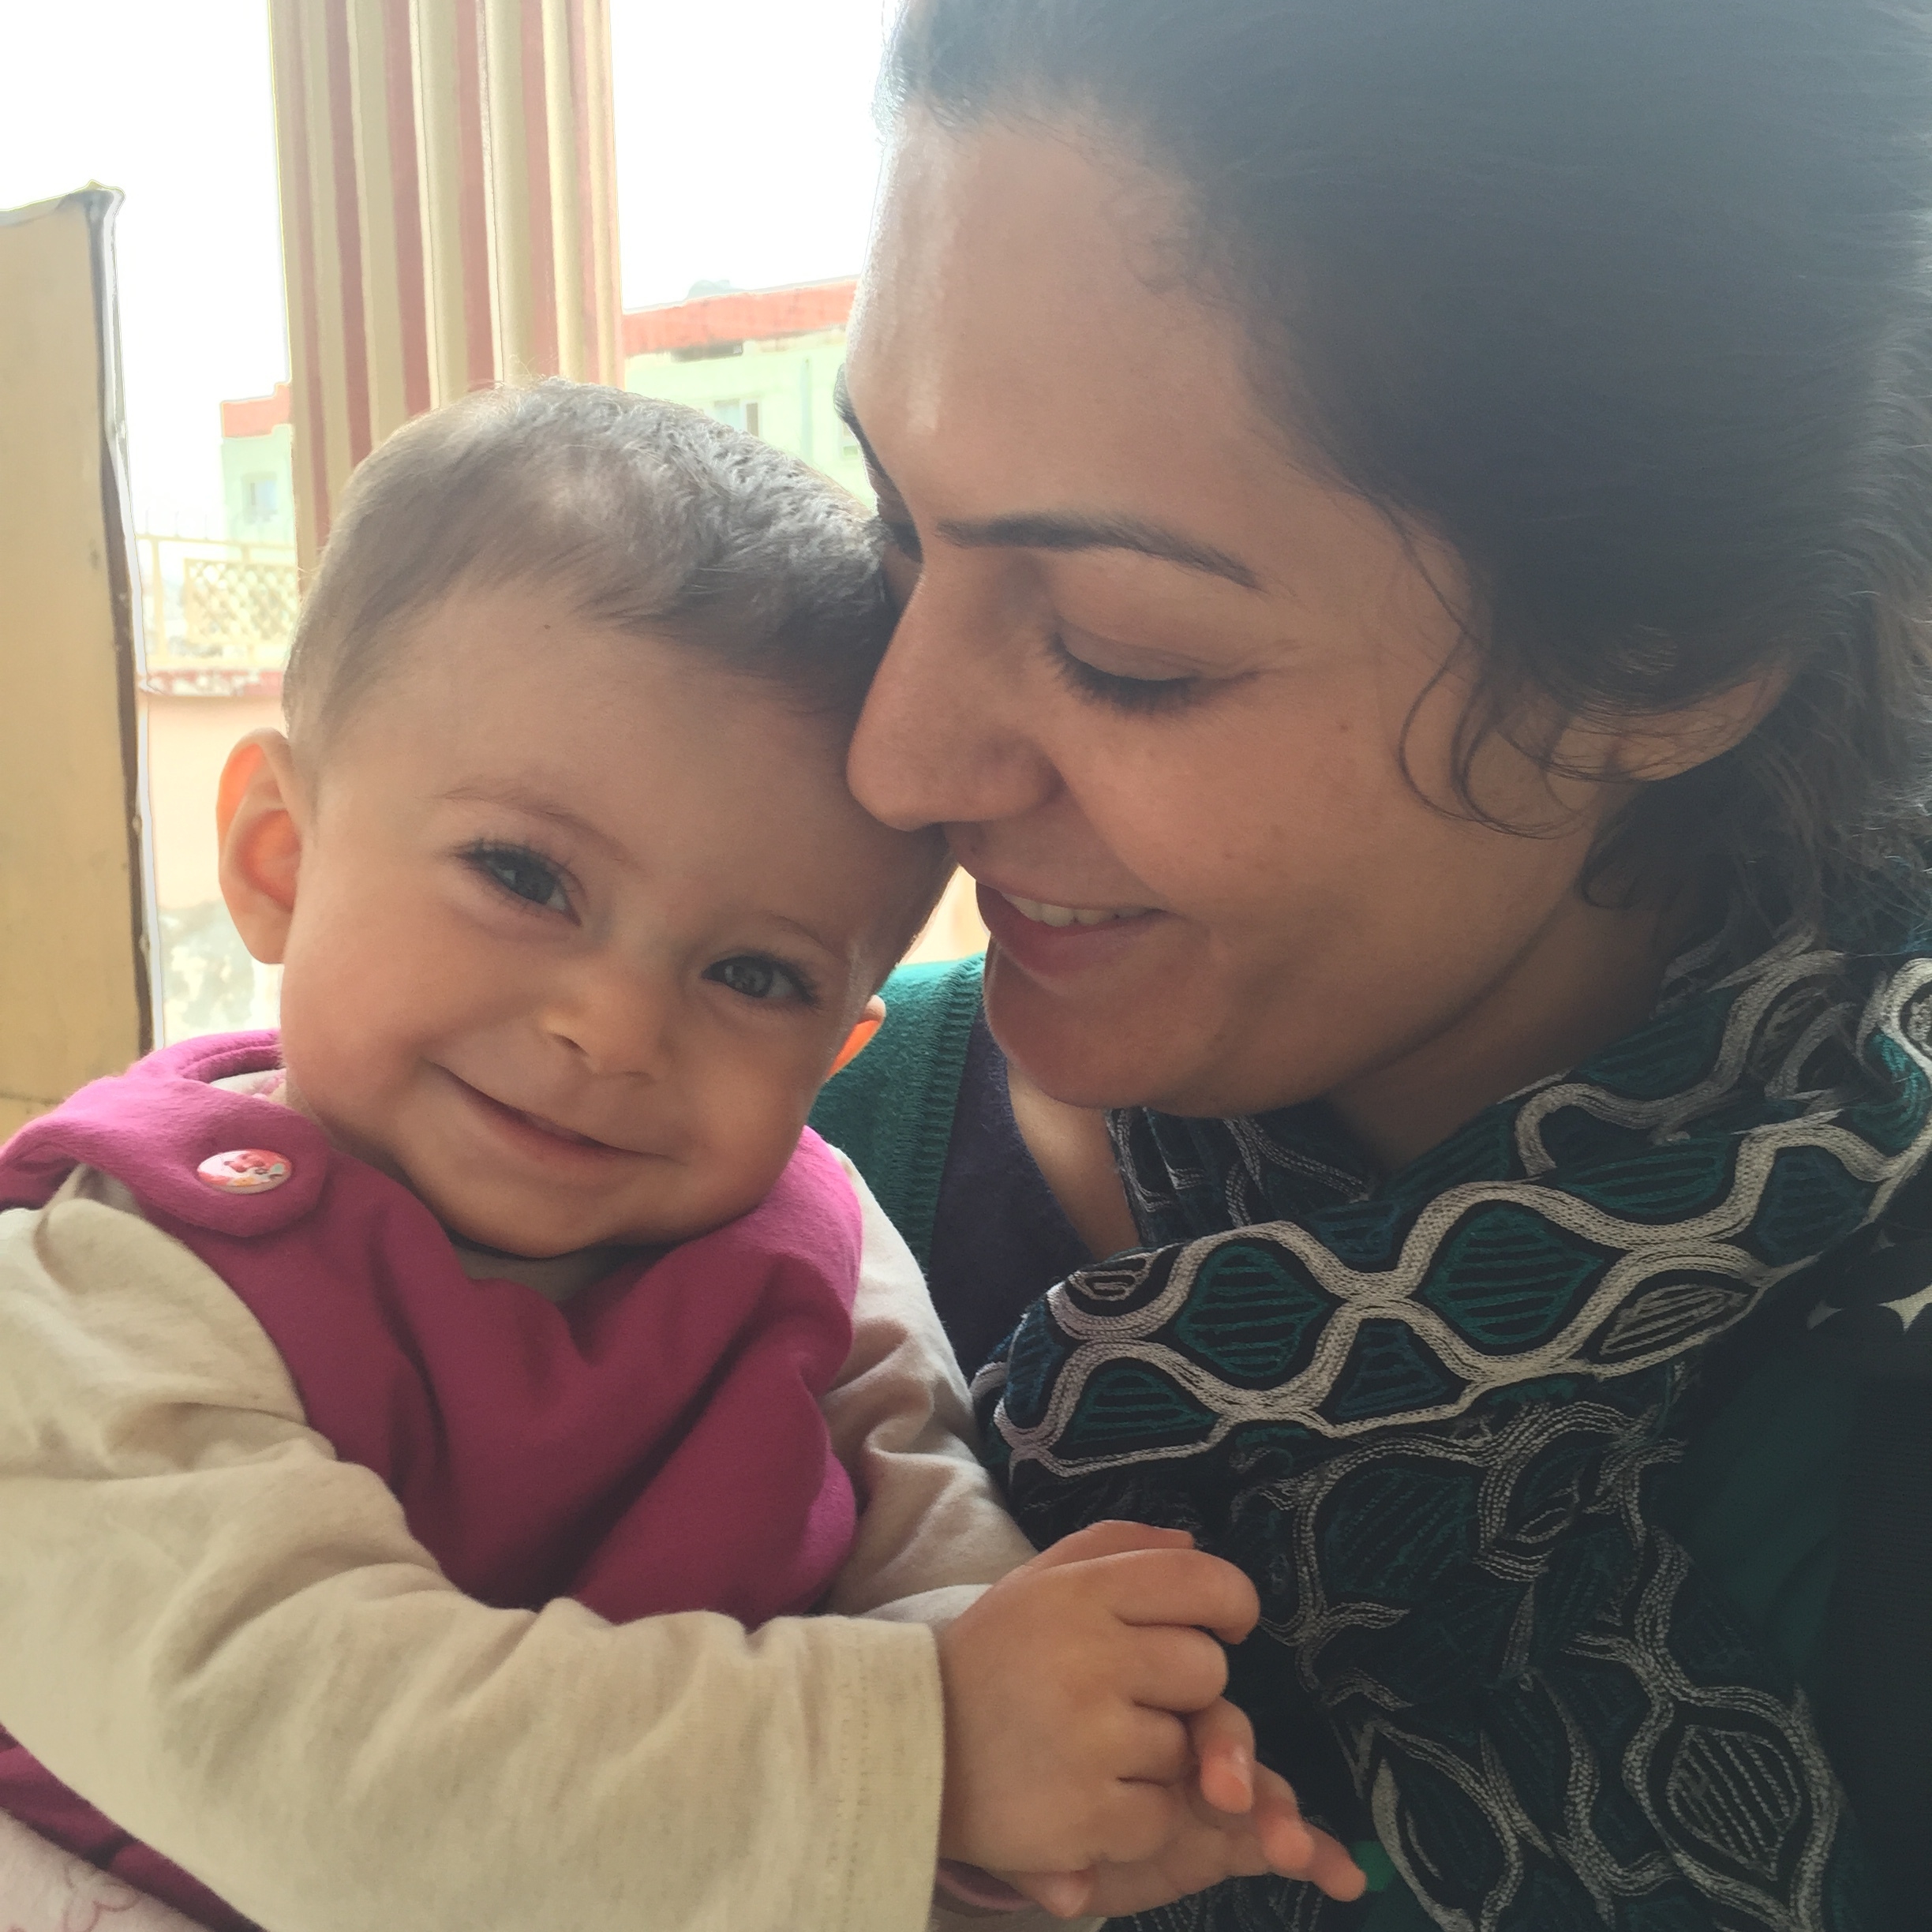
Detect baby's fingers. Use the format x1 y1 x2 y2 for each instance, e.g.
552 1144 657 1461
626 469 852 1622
1103 1548 1261 1649
1020 1520 1196 1575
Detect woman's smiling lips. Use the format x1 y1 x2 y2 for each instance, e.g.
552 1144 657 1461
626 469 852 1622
977 882 1163 977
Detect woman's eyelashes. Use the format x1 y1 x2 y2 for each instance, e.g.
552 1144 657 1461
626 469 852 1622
1046 631 1206 716
463 841 575 917
864 469 923 564
704 954 818 1007
878 515 923 564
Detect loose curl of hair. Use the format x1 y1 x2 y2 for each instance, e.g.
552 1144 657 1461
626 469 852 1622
888 0 1932 951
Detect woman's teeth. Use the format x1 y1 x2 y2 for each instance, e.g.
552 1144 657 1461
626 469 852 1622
999 893 1147 929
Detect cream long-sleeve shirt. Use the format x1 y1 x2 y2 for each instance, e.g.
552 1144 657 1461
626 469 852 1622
0 1151 1047 1932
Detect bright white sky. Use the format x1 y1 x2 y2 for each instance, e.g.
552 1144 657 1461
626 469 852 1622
0 1 896 536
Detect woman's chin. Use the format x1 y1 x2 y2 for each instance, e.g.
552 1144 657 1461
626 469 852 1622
983 946 1215 1115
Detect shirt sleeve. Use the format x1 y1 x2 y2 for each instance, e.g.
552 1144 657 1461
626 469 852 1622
815 1161 1102 1932
821 1154 1040 1623
0 1174 945 1932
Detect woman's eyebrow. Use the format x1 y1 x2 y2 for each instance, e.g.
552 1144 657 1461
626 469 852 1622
835 367 1260 588
933 511 1262 590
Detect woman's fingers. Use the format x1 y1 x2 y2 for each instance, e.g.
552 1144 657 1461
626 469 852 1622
1244 1769 1365 1902
1185 1698 1257 1814
1091 1777 1188 1866
1247 1767 1317 1870
1294 1823 1370 1903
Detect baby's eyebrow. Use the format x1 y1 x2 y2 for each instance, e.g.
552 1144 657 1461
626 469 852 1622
764 910 844 961
442 784 620 856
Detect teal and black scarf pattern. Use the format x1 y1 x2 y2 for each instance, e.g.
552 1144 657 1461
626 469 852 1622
975 923 1932 1931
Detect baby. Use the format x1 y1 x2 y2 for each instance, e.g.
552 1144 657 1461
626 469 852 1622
0 385 1358 1932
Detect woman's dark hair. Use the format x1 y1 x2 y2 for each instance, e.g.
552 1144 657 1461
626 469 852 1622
284 381 890 751
887 0 1932 945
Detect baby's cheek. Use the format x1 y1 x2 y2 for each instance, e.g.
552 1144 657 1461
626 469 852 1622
683 1058 822 1215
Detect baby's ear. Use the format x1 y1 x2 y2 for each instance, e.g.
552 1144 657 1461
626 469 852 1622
218 729 304 964
829 994 888 1076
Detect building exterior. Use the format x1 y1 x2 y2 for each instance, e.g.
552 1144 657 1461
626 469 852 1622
219 384 298 546
618 278 868 501
214 276 868 547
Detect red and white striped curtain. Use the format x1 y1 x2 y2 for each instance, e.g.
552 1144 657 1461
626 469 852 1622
269 0 623 570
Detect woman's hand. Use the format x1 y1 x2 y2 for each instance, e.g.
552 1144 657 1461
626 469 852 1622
1003 1701 1368 1919
934 1521 1261 1875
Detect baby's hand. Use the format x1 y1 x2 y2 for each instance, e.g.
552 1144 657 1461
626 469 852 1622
936 1521 1258 1875
1005 1700 1367 1919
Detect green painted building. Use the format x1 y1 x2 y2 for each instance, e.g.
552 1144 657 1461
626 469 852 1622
619 277 867 501
216 279 868 548
218 384 298 547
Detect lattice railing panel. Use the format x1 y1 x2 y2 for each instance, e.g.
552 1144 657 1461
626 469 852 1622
182 556 300 658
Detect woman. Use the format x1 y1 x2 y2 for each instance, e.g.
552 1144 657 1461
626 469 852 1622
814 1 1932 1926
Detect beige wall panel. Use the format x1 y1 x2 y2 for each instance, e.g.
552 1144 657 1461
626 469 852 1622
0 193 150 1125
143 695 285 912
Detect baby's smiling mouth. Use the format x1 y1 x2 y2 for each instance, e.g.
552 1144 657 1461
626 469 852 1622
500 1101 611 1149
449 1073 632 1156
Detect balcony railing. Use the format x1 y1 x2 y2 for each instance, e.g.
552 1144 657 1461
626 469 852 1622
137 535 298 695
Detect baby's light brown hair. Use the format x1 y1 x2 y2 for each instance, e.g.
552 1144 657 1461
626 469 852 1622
283 381 893 755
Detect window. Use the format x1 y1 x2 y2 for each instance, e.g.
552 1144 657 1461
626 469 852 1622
711 399 762 439
2 1 290 1046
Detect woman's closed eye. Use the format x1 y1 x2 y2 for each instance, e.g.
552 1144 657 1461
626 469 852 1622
876 511 923 564
1046 631 1205 716
464 842 575 916
863 466 923 564
706 954 818 1006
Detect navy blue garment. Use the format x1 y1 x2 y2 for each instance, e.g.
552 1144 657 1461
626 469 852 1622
927 1010 1092 1378
976 923 1932 1931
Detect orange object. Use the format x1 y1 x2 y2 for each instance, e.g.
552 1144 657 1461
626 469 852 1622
829 1013 882 1076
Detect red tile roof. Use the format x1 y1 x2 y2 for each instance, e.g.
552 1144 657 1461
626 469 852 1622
220 383 292 440
219 282 860 436
621 278 857 358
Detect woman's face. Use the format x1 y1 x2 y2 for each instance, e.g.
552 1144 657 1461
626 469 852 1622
844 118 1664 1134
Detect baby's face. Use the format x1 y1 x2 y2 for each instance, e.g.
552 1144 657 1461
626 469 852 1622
269 586 942 1256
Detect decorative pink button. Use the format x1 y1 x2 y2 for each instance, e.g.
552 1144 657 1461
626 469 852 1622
196 1148 293 1193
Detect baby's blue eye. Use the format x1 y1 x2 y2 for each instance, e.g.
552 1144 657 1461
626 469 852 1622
706 955 811 1005
469 844 570 913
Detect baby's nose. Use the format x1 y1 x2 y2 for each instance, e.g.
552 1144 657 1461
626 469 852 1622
542 965 673 1079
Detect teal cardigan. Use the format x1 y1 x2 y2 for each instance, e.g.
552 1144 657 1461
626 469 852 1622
811 956 987 1275
810 957 1859 1923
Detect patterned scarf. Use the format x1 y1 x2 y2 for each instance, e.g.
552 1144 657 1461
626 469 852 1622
975 917 1932 1931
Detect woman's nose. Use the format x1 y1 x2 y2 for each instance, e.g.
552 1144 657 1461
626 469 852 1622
848 571 1059 833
